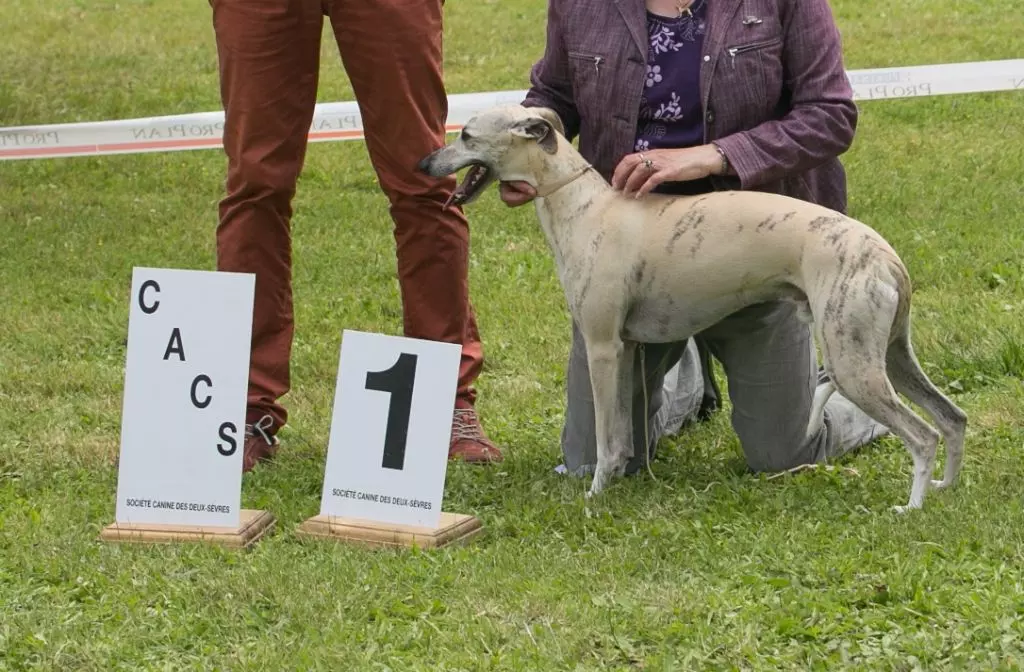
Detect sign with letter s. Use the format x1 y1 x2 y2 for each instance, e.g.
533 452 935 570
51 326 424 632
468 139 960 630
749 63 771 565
113 267 254 528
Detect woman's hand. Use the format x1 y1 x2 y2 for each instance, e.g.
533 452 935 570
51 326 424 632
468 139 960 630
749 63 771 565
611 144 725 198
498 181 538 207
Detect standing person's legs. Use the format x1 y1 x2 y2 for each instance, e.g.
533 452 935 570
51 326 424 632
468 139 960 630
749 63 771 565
326 0 500 462
211 0 323 470
700 301 888 471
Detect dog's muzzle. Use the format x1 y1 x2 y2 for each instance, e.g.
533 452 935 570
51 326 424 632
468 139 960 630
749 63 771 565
415 150 439 175
417 149 493 208
444 164 492 207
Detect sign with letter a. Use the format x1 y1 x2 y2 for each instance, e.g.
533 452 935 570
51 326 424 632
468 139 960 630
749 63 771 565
113 267 254 528
319 330 461 529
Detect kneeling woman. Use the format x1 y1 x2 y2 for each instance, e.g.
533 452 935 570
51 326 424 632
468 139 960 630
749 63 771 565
501 0 888 476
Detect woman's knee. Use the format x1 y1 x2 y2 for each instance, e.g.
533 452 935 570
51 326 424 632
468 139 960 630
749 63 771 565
735 415 823 473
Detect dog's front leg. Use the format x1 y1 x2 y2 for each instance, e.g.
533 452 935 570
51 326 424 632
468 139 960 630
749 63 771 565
585 337 636 498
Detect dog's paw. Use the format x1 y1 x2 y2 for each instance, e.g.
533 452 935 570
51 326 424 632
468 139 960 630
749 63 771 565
589 466 613 497
892 503 921 515
930 478 952 490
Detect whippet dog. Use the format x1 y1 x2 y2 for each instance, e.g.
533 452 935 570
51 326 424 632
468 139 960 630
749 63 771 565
417 104 967 512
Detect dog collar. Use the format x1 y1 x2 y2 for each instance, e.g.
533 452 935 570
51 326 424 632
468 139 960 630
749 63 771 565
534 164 595 198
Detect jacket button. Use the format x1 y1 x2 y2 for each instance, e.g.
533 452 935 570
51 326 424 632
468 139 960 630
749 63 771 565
706 109 715 123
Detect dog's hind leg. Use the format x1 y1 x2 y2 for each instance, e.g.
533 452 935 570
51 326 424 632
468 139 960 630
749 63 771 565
886 327 968 491
820 281 940 512
585 336 636 498
829 355 941 512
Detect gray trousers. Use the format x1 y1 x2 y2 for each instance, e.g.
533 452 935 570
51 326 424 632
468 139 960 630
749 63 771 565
557 301 888 477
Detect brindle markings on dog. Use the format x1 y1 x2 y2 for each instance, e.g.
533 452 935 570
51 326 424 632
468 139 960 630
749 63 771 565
807 214 846 232
633 259 648 286
572 257 596 309
823 236 880 358
570 228 608 307
642 262 657 294
689 231 705 258
866 281 886 310
755 214 775 232
640 290 679 339
666 209 706 254
589 229 606 256
825 227 849 247
567 195 596 221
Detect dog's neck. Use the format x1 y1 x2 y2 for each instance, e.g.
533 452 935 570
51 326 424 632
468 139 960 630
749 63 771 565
527 142 614 300
530 142 608 205
533 163 595 198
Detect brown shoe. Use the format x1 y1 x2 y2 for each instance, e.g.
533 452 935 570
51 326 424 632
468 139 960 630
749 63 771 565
449 407 503 464
242 414 279 473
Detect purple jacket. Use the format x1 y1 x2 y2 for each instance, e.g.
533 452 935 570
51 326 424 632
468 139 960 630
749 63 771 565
522 0 858 213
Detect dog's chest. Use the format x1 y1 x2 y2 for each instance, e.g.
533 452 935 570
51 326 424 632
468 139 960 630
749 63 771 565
621 269 800 343
621 292 738 343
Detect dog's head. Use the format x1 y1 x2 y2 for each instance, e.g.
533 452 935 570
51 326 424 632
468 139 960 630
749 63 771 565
416 104 565 207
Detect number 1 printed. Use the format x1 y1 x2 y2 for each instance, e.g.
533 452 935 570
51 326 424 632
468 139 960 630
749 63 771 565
364 352 418 470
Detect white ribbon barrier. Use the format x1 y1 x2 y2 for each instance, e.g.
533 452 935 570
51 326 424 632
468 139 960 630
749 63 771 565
2 59 1021 161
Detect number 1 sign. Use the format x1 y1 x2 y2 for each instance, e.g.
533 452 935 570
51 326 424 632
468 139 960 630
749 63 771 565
316 330 462 530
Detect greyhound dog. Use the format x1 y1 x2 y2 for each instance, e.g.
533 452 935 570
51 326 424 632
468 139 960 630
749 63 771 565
417 104 967 512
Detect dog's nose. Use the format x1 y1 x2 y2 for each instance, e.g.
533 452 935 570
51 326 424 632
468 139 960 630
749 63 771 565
416 152 436 174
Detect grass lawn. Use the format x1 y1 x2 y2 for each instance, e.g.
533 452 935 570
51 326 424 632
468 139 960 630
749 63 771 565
2 0 1024 669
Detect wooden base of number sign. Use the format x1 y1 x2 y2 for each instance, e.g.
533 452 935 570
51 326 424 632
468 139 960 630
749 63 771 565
100 509 276 549
296 511 482 549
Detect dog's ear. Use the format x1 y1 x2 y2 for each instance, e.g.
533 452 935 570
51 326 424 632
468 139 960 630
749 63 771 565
532 107 565 136
509 111 563 155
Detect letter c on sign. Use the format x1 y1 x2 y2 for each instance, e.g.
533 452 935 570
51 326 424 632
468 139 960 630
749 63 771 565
190 374 212 409
139 279 160 314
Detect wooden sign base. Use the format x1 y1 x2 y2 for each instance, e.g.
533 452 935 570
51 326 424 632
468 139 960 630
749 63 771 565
99 509 276 549
296 511 482 549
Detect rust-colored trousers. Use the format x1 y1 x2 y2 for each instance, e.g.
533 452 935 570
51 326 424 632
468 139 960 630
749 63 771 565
211 0 483 429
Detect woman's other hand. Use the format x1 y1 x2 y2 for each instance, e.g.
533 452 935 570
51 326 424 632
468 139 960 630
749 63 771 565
499 181 538 207
612 144 725 198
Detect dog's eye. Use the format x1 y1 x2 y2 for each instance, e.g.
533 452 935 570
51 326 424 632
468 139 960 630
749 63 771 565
460 129 472 141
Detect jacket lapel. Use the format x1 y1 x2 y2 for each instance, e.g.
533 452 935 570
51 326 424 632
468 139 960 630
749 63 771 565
613 0 647 59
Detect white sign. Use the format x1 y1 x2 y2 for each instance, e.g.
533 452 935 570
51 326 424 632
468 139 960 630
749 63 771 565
319 330 462 529
113 267 254 528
